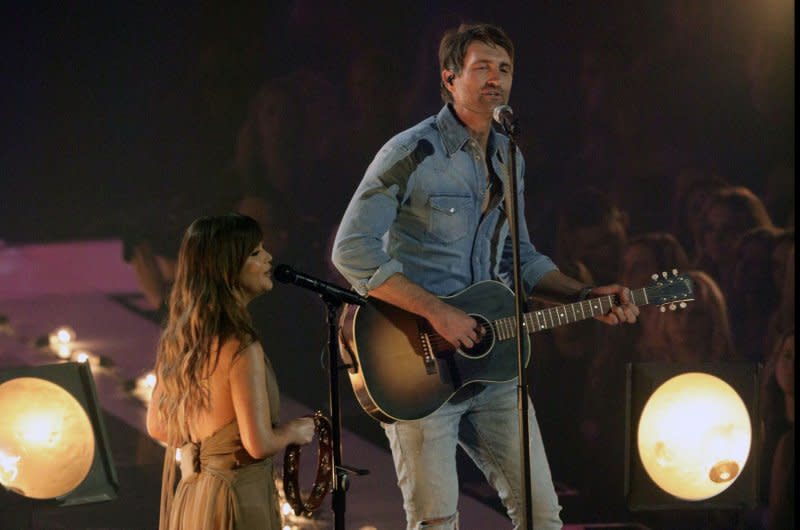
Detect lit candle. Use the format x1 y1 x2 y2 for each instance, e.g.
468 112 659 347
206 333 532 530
49 326 76 348
71 350 100 369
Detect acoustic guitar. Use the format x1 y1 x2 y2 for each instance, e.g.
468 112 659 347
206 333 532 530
339 271 694 423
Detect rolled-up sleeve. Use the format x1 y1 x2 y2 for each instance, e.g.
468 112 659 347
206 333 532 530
332 143 414 296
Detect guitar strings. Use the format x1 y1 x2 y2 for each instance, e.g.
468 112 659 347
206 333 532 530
426 321 496 350
423 294 619 350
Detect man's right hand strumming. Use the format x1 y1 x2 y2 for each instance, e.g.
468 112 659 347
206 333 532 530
367 273 484 350
426 299 484 350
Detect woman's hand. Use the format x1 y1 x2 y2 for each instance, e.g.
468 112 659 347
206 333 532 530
287 417 315 445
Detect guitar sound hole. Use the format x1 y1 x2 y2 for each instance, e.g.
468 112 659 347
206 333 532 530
458 315 494 359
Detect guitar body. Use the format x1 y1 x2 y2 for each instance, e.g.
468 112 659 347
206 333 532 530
339 281 530 423
339 271 693 424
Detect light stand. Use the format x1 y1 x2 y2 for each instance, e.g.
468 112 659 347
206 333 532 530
498 112 534 530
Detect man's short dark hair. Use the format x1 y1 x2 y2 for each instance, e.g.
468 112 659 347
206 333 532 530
438 23 515 103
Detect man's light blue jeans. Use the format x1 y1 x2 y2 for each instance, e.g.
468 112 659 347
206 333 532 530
383 380 563 529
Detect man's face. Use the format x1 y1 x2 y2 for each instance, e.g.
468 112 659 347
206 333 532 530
447 41 513 117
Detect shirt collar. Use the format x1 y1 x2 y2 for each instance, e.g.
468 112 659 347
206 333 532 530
436 104 503 162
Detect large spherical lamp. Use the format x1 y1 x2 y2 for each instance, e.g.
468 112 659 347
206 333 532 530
0 362 118 508
625 362 759 511
0 377 96 498
636 372 751 501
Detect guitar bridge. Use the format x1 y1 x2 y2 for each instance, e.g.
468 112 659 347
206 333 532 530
419 332 438 375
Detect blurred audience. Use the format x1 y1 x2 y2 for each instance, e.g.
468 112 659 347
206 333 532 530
640 269 737 363
762 164 795 230
759 327 795 530
528 259 598 493
537 189 629 496
121 193 207 319
670 167 728 260
725 226 785 363
693 185 774 287
577 230 735 523
770 228 795 302
554 187 629 286
621 232 690 290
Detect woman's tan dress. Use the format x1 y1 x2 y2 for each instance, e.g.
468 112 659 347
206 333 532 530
159 356 282 530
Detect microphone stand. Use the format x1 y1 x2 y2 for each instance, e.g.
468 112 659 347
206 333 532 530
320 290 369 530
501 122 534 530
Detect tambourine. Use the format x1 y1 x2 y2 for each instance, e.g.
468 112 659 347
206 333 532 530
282 411 333 517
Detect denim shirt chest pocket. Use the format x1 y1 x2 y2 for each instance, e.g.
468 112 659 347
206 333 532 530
427 194 474 243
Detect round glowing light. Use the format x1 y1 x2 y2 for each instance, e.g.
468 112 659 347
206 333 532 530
0 377 95 499
71 350 100 369
131 372 158 404
637 372 751 501
49 326 76 347
56 344 72 360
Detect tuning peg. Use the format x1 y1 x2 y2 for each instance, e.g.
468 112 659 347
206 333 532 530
652 273 659 281
660 305 667 312
669 303 677 311
679 301 687 309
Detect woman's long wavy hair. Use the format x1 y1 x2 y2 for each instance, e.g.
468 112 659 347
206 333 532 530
153 213 263 445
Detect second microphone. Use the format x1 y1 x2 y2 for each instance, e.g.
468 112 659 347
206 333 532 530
274 264 366 306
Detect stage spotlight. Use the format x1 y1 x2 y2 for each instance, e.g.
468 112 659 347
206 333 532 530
626 362 759 510
0 362 118 506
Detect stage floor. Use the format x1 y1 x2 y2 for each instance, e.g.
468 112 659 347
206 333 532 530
0 239 513 529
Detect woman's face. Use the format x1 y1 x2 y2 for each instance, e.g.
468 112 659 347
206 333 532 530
238 243 273 302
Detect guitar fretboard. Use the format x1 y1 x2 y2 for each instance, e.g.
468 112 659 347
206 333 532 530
492 287 648 340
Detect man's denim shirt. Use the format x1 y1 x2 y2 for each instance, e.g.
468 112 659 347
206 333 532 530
332 104 557 298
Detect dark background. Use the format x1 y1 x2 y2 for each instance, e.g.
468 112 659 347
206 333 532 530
2 1 792 244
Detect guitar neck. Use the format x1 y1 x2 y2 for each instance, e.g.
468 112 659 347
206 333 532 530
492 287 649 340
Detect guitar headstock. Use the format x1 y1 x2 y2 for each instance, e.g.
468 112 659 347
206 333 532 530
644 270 695 312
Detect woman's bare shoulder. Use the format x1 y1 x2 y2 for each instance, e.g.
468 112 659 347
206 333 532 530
222 336 264 367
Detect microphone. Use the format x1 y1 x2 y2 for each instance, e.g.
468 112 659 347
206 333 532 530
274 264 366 306
492 104 519 136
